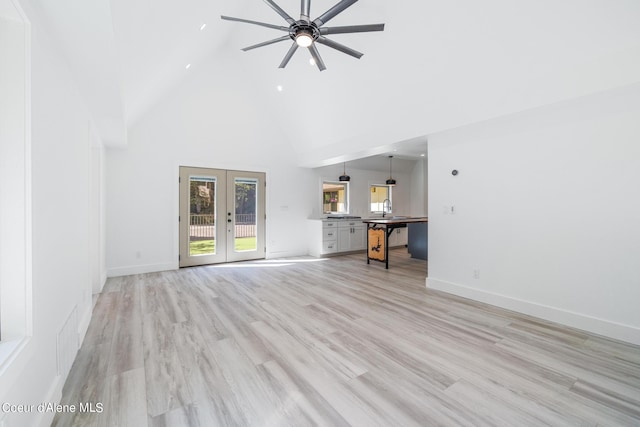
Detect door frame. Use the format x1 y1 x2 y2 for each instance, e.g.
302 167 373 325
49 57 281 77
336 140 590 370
179 166 266 267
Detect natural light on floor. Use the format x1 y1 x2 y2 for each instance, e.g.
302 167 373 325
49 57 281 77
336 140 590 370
207 258 329 269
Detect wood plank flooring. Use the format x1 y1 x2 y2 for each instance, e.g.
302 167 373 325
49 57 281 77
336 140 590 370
53 250 640 426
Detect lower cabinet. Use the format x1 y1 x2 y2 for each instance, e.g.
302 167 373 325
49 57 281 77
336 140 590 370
338 222 365 252
308 219 366 256
408 222 428 260
388 227 408 247
322 221 338 254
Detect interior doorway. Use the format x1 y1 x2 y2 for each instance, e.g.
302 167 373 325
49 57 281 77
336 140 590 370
179 166 265 267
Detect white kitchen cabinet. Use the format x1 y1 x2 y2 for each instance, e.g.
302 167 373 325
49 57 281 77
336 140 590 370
338 220 365 252
322 221 338 254
388 227 408 247
308 218 365 256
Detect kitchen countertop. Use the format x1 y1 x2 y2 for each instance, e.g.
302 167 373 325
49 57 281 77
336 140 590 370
362 217 428 225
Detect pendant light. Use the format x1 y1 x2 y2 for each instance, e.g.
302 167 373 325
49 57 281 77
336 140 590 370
386 155 396 186
339 162 350 182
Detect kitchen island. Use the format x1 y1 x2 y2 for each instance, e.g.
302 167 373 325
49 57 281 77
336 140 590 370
363 217 428 269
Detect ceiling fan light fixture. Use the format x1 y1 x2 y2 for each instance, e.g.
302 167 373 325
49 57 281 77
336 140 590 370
295 32 313 47
221 0 385 70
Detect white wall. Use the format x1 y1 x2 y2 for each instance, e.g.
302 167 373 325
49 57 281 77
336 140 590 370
427 83 640 345
0 0 105 425
106 53 315 276
0 7 28 345
89 129 107 294
309 161 425 219
282 2 640 165
410 157 428 217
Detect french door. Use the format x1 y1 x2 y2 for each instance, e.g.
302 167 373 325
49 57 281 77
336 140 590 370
179 167 265 267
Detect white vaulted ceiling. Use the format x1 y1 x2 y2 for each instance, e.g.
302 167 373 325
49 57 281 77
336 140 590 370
32 0 640 163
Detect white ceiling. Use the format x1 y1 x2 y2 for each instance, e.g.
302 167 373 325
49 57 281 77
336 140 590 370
346 155 421 174
339 135 427 172
28 0 640 163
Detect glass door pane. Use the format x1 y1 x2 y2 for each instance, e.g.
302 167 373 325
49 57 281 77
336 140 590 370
226 171 265 263
233 178 258 252
179 167 227 267
189 176 216 256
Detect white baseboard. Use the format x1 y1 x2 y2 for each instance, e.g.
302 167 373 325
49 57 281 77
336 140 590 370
99 270 107 292
107 262 177 277
426 277 640 346
266 250 309 259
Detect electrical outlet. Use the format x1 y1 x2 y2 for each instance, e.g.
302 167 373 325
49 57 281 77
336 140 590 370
473 269 480 279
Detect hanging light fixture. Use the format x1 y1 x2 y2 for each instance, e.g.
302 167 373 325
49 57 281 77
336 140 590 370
386 155 396 186
339 162 351 182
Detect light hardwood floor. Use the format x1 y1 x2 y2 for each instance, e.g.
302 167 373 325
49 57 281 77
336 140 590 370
53 250 640 426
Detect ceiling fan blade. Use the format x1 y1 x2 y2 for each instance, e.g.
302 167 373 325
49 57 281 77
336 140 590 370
313 0 358 27
221 16 289 32
242 35 291 52
301 0 311 22
316 36 363 59
263 0 296 25
308 44 327 71
279 42 299 68
320 23 384 35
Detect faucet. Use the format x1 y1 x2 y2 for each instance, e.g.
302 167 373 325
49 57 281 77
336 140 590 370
382 199 391 217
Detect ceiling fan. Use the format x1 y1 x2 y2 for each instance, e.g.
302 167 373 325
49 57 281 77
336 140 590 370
221 0 385 71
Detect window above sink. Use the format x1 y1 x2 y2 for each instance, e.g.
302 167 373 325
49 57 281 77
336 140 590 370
370 184 393 215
